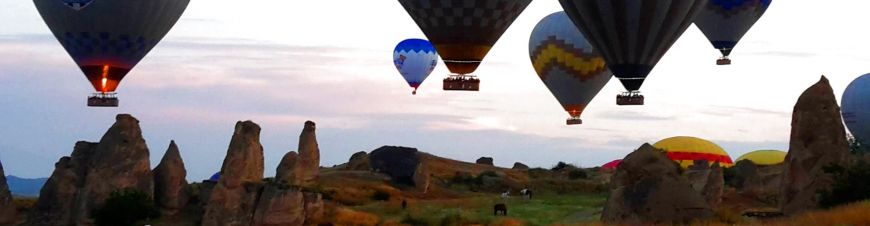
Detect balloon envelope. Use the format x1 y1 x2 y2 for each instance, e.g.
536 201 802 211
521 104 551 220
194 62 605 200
399 0 531 75
529 11 611 119
394 39 439 94
559 0 707 92
653 136 733 168
601 159 621 170
735 150 786 166
695 0 772 58
842 74 870 143
34 0 189 93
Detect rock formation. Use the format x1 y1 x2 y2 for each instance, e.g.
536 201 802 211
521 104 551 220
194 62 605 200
202 121 265 226
32 115 155 225
346 151 370 171
153 141 189 216
682 160 724 208
734 160 783 203
275 151 299 185
780 76 854 215
702 163 724 208
251 185 305 226
369 146 421 186
602 143 713 224
512 162 529 170
476 157 494 166
77 114 154 224
0 160 16 224
296 121 320 187
32 141 96 225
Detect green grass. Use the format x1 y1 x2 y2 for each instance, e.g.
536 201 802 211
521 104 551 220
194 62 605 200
352 193 607 226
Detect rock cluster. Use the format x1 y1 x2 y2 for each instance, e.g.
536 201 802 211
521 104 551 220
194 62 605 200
682 161 724 208
202 120 323 226
32 116 325 226
33 115 154 225
780 76 855 215
602 143 713 224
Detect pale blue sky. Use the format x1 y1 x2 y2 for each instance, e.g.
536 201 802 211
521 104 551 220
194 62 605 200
0 0 865 180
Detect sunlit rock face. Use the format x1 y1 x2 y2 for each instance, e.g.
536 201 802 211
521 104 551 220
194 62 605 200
201 121 264 226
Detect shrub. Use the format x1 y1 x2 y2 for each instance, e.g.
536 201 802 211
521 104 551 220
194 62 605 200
568 169 588 180
371 190 391 201
91 188 160 226
551 162 576 171
818 160 870 208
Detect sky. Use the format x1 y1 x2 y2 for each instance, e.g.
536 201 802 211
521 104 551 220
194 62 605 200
0 1 866 180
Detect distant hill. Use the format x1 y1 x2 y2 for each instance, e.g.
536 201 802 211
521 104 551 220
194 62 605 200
6 176 47 197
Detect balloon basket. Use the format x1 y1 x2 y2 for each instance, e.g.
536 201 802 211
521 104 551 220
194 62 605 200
87 92 119 107
616 92 644 106
716 57 731 65
443 74 479 91
566 117 583 125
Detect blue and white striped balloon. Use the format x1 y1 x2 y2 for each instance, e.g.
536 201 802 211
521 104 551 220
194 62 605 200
393 39 438 95
843 74 870 143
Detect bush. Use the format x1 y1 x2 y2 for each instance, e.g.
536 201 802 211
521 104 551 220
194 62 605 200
371 190 391 201
91 188 160 226
818 160 870 208
567 169 588 180
551 162 576 171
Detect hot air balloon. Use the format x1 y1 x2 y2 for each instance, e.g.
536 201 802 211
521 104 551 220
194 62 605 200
653 136 734 168
601 159 621 171
394 39 439 95
842 74 870 143
559 0 707 105
529 12 611 125
34 0 189 107
398 0 531 91
735 150 786 166
695 0 772 65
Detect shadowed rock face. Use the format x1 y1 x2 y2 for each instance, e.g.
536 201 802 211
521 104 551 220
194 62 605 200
476 157 494 166
202 121 265 226
32 141 96 225
602 143 713 224
369 146 421 186
0 160 16 224
780 76 854 215
153 141 189 216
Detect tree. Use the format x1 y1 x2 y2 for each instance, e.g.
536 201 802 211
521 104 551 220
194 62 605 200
91 189 160 226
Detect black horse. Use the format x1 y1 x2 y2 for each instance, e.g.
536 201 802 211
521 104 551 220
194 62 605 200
493 203 507 216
